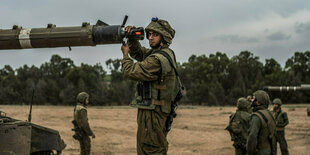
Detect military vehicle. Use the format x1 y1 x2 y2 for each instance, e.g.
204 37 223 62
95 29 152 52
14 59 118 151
0 16 142 154
0 15 144 50
0 108 66 155
263 84 310 92
264 84 310 116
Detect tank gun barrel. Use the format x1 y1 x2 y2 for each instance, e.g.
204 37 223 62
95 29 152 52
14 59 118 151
0 16 144 50
263 84 310 92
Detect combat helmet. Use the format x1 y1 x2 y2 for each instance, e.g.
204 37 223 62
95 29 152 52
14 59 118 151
77 92 89 104
145 17 175 44
237 97 250 110
253 90 270 107
272 98 282 106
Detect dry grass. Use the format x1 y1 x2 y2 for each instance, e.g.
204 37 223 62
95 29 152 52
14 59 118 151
1 105 309 155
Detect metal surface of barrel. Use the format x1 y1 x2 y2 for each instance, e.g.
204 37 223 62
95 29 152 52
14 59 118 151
0 23 124 50
263 84 310 92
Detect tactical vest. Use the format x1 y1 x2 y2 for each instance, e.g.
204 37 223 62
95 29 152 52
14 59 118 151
253 109 276 151
274 111 288 131
131 48 176 114
74 103 86 124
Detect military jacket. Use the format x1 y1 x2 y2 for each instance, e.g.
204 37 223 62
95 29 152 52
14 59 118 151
247 109 276 154
74 103 94 136
273 110 289 131
122 40 177 114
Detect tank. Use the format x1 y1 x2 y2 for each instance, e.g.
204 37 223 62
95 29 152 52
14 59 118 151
263 84 310 92
264 84 310 116
0 110 66 154
0 15 144 50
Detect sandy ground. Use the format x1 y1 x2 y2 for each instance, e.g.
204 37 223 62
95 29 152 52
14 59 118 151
0 105 309 155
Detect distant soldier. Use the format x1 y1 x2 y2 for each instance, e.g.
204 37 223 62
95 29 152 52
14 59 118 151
272 98 289 155
226 97 251 155
307 107 310 116
247 90 276 155
73 92 95 155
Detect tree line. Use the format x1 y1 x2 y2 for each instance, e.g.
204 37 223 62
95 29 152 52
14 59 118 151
0 51 309 106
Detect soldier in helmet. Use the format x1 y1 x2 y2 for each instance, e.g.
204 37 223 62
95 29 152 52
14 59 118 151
247 90 276 155
73 92 95 155
272 98 289 155
226 97 251 155
121 17 177 154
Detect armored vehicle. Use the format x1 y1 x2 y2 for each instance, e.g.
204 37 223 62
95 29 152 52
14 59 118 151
263 84 310 92
0 111 66 154
264 84 310 116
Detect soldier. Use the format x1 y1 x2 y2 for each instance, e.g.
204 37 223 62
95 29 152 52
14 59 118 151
73 92 95 155
247 90 276 155
272 98 289 155
121 17 177 154
226 97 251 155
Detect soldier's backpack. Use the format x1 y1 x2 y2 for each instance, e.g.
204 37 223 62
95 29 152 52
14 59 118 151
225 113 246 151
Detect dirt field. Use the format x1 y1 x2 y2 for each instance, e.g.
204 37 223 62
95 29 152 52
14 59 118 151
1 105 309 155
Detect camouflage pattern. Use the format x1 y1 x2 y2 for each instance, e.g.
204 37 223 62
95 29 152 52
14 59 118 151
145 19 175 44
226 97 251 155
77 92 89 103
122 18 176 154
253 90 270 107
237 97 251 111
272 98 282 105
74 92 94 155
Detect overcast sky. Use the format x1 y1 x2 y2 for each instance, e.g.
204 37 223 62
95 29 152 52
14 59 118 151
1 0 310 69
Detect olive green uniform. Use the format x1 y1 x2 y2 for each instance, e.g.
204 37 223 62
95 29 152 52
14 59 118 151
230 110 251 155
226 98 251 155
273 108 289 155
122 19 177 155
122 41 175 155
247 90 276 155
74 93 94 155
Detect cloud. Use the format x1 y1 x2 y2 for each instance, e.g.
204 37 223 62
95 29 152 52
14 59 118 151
213 35 259 43
267 32 291 41
295 22 310 34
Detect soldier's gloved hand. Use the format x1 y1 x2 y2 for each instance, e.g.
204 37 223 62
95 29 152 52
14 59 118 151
92 134 96 139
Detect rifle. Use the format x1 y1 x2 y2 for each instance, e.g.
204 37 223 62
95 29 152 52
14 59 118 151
72 120 83 141
166 87 184 132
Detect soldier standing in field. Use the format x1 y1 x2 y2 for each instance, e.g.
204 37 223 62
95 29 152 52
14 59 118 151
272 98 289 155
121 17 179 154
73 92 96 155
226 97 251 155
247 90 276 155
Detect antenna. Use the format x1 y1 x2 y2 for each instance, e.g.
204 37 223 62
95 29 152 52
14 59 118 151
28 89 35 123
